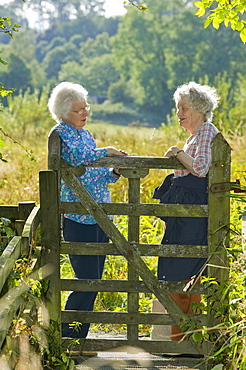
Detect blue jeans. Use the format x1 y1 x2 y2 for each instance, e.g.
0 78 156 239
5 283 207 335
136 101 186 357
62 218 108 338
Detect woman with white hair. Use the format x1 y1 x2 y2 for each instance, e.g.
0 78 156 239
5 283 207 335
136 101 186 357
48 81 127 339
153 81 220 343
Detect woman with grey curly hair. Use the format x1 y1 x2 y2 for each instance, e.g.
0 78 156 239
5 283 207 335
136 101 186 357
153 81 220 344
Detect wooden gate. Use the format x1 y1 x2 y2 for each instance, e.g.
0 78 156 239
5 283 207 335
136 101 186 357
39 130 231 358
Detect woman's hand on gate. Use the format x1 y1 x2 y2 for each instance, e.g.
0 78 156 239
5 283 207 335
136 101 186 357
106 147 128 156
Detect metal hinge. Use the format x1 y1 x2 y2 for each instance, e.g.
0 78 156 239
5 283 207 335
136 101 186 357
210 179 246 193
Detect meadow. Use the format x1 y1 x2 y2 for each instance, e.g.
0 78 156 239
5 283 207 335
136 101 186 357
0 91 246 366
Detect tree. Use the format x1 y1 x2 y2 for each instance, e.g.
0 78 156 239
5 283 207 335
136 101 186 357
0 53 32 92
0 16 20 104
58 60 82 83
113 0 245 115
20 0 106 29
0 11 28 162
126 1 246 43
52 15 100 42
42 42 80 79
2 29 36 65
112 0 191 113
80 32 112 61
59 54 120 95
194 0 246 43
108 79 134 104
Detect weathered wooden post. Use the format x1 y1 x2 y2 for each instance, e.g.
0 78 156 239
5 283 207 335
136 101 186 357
207 133 231 350
39 128 62 343
14 201 36 237
39 170 61 342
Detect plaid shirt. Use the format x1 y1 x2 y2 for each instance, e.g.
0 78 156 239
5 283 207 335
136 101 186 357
54 121 119 224
174 121 219 178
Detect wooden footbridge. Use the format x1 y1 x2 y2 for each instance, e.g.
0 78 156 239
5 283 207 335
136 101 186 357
0 132 235 369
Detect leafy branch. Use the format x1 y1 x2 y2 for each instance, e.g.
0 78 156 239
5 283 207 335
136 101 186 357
0 127 36 162
0 15 29 162
123 1 148 12
0 16 20 38
194 0 246 43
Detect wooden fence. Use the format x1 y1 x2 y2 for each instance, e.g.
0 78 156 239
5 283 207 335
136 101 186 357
39 130 231 361
0 202 41 348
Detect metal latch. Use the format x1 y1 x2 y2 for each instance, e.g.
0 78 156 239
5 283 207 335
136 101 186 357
210 179 246 193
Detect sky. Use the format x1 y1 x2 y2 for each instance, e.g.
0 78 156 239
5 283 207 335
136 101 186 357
0 0 128 17
104 0 127 18
0 0 128 29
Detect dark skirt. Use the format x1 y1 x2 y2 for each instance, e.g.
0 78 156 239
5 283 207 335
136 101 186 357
153 174 208 281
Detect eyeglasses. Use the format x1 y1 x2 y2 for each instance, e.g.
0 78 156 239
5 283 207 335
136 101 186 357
72 105 90 115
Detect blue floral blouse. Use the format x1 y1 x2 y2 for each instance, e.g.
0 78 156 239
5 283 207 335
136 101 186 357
54 121 119 224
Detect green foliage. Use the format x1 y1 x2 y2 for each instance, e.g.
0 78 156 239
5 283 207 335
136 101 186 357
0 86 51 138
124 1 149 12
61 54 119 95
111 0 245 116
0 13 22 162
0 217 14 253
42 43 80 79
194 0 246 43
0 82 13 100
0 52 32 92
80 32 112 61
199 252 246 369
0 237 76 369
107 79 134 104
0 16 20 39
89 102 140 124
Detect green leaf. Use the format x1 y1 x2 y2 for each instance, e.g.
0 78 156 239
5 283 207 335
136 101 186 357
204 18 213 29
232 21 244 31
212 17 221 29
139 5 148 12
240 27 246 43
192 331 203 343
69 360 75 370
211 365 224 370
61 352 68 363
0 57 8 66
195 8 206 17
194 1 205 9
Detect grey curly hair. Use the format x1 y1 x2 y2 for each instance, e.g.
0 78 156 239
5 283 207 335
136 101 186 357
173 81 220 122
48 81 88 123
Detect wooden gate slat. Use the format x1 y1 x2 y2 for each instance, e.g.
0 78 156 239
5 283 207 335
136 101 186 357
61 310 207 326
60 201 208 217
60 241 208 257
60 278 207 295
62 337 200 355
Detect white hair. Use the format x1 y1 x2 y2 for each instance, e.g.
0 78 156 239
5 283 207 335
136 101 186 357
48 81 88 123
173 81 220 122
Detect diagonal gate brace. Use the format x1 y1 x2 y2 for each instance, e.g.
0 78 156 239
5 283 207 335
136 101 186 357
61 167 205 354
